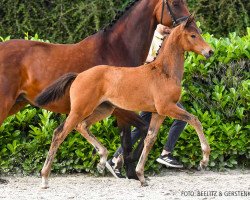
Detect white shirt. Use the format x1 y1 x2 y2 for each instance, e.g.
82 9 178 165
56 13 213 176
146 30 165 63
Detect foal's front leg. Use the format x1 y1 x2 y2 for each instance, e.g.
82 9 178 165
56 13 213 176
160 103 211 169
135 113 165 186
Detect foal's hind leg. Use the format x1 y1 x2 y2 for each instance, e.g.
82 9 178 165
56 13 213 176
75 103 115 174
41 112 83 189
159 104 211 169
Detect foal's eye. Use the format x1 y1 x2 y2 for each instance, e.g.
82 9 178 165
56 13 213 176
191 35 196 38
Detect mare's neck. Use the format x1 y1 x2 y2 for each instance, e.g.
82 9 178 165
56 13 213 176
154 32 185 83
105 0 159 66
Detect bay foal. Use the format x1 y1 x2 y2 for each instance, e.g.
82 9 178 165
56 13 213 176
36 16 213 188
0 0 192 177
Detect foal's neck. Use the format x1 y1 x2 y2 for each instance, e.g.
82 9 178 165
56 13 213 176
154 32 185 84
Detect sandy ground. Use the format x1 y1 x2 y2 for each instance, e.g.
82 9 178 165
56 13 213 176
0 169 250 200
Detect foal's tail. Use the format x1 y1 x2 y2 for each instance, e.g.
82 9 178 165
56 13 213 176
35 72 78 106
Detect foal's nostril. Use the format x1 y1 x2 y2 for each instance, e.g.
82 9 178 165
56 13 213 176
202 49 214 59
209 50 214 56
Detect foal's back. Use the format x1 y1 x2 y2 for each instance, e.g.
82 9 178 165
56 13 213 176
71 63 174 113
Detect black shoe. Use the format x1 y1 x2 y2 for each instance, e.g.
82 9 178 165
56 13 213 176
156 154 183 168
106 156 125 178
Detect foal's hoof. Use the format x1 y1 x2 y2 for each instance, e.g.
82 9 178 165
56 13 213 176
97 163 105 174
41 185 49 189
197 162 207 171
140 181 149 187
41 177 49 189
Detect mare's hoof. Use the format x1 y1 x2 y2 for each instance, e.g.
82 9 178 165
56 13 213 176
126 168 139 180
127 173 139 180
97 163 105 174
125 162 139 180
141 181 149 187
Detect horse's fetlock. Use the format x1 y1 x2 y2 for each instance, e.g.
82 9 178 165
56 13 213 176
135 168 143 177
99 148 108 157
203 145 211 154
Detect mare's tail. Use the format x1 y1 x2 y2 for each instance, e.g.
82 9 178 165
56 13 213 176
35 72 78 106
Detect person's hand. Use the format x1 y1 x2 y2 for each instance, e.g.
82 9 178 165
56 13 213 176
163 27 172 35
156 24 172 36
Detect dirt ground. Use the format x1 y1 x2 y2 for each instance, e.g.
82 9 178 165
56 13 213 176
0 169 250 200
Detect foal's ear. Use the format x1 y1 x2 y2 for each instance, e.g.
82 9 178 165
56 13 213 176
183 14 195 28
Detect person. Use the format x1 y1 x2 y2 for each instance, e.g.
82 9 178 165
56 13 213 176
105 24 187 178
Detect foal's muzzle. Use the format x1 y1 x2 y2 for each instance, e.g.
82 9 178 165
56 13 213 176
202 50 214 59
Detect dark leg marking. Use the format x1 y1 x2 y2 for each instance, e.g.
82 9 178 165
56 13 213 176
179 114 192 121
57 122 65 133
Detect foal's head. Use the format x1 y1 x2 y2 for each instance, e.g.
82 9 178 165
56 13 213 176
177 16 214 59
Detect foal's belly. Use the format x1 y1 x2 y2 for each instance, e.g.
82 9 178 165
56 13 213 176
107 95 157 113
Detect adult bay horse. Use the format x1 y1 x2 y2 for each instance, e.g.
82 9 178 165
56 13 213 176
0 0 192 177
35 16 213 188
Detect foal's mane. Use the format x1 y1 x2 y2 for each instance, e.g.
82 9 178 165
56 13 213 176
103 0 141 31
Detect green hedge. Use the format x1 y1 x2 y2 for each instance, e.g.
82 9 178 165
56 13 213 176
0 0 130 43
0 0 249 43
189 0 250 37
0 29 249 175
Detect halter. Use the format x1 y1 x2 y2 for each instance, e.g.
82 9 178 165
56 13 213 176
161 0 189 27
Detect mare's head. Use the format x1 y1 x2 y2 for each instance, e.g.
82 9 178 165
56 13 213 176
155 0 192 28
176 16 214 59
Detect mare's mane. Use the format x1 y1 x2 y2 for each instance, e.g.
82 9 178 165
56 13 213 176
103 0 141 31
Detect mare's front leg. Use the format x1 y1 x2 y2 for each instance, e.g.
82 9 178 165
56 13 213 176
159 103 211 169
135 113 165 186
113 109 148 179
